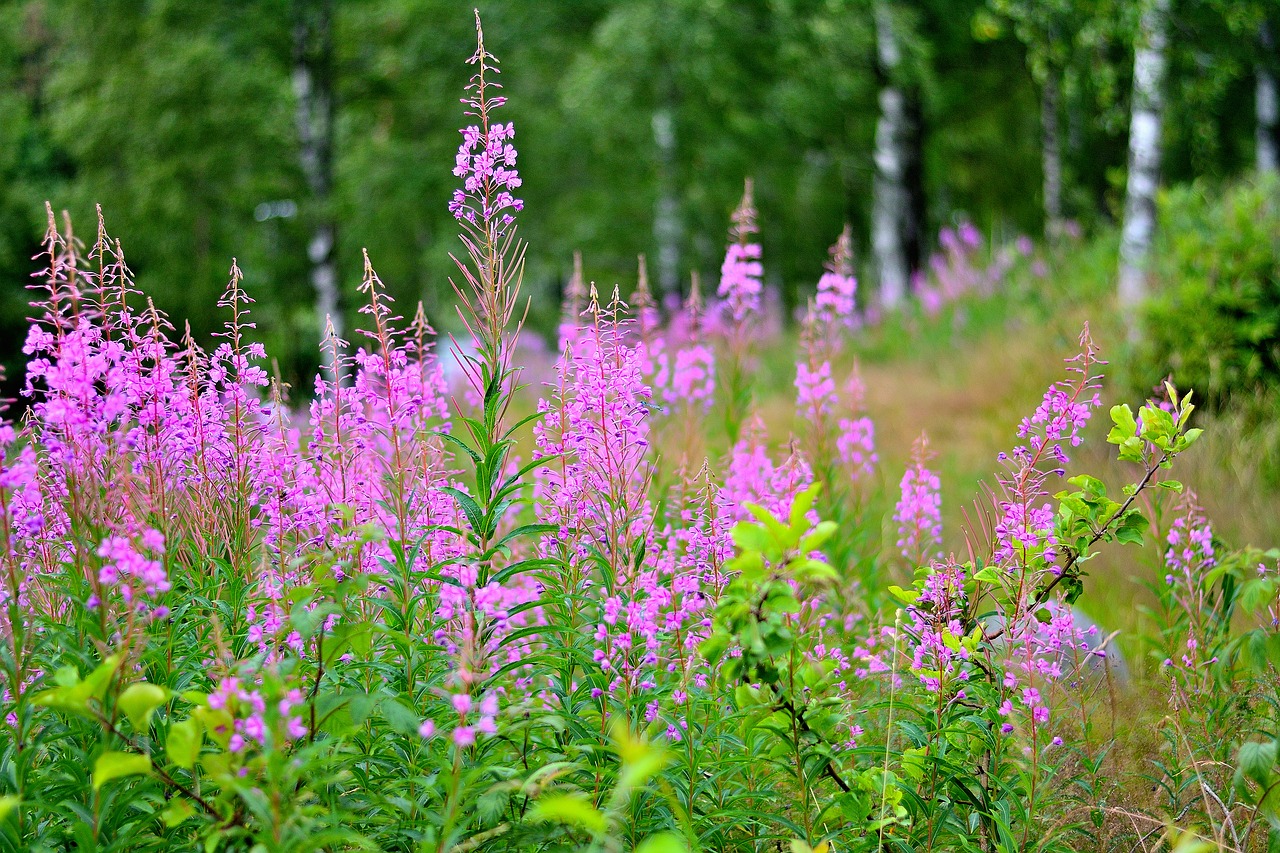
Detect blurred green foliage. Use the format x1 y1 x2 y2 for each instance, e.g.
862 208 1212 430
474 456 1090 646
0 0 1271 393
1139 178 1280 407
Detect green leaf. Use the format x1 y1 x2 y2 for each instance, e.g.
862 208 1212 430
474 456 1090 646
1234 739 1277 793
93 751 151 790
790 842 830 853
192 706 234 748
119 683 170 732
379 699 423 736
729 522 769 554
1114 525 1144 546
289 601 342 641
328 621 374 658
1067 474 1107 498
1107 404 1137 444
496 523 557 550
1168 832 1215 853
0 796 18 823
80 656 122 701
529 792 607 834
700 633 728 666
972 566 1001 584
35 654 126 718
795 558 838 584
799 520 837 553
30 686 91 718
160 798 197 828
788 483 822 531
635 832 688 853
167 718 204 769
434 431 481 466
742 502 791 549
726 550 765 580
618 746 670 792
442 486 486 535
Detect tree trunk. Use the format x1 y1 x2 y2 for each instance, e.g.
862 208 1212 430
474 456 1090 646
293 0 342 381
872 1 910 312
1042 72 1064 239
652 105 681 301
1118 0 1169 334
1258 20 1278 175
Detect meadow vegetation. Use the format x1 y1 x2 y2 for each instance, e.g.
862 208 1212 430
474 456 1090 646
1 20 1278 853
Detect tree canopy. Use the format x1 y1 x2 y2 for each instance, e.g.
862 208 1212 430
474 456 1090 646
0 0 1271 390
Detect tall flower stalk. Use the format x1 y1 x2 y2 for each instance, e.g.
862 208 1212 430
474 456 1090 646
716 179 762 442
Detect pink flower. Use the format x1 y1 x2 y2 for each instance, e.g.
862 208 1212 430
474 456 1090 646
717 181 763 328
448 19 522 236
894 435 942 565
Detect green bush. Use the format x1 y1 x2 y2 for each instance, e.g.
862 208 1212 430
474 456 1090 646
1139 179 1280 408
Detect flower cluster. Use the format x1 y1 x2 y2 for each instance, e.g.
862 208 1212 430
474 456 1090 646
208 676 307 753
427 691 500 748
837 368 878 484
448 16 523 235
717 181 764 327
1160 493 1219 678
912 222 1028 316
894 434 942 566
795 360 837 421
993 327 1103 571
903 559 971 692
815 225 857 326
95 529 170 609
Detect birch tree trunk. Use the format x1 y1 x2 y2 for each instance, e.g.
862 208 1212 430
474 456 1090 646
1258 20 1278 176
293 0 342 381
1118 0 1169 333
872 0 910 312
652 106 681 300
1042 72 1064 239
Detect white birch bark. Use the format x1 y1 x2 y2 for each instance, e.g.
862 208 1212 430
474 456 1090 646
1118 0 1170 328
293 0 343 382
1258 21 1278 175
652 107 681 299
872 1 909 311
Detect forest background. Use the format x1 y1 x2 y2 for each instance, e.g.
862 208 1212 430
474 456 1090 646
0 0 1272 391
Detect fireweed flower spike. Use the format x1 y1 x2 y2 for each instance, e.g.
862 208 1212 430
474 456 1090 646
894 432 942 567
558 250 587 352
717 179 763 439
448 15 523 238
717 178 763 328
815 224 858 329
993 327 1103 574
632 254 669 400
1160 491 1218 688
837 365 878 486
795 300 839 472
668 271 715 409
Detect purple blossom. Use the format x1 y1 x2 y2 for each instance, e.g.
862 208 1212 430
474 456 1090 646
717 181 763 328
894 435 942 566
448 18 523 237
